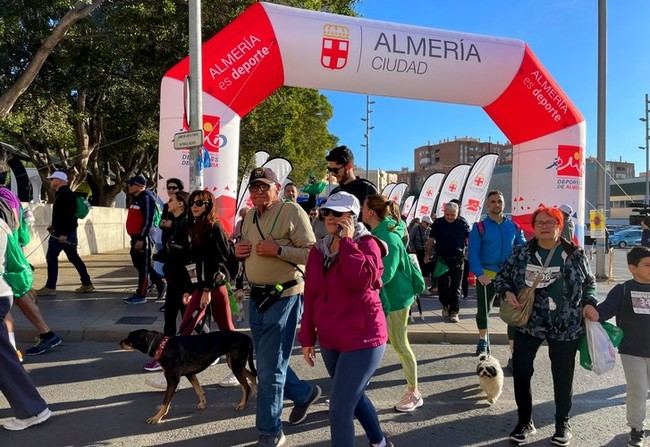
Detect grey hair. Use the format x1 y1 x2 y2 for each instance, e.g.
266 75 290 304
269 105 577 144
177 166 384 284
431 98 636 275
444 202 459 213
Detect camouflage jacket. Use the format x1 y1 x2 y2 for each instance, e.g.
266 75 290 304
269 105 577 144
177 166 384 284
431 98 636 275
494 238 597 341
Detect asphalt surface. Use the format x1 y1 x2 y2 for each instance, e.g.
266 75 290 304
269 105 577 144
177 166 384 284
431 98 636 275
0 341 633 447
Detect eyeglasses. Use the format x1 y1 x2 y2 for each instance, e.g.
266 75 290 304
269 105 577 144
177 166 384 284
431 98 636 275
248 183 271 193
167 185 179 191
190 200 210 207
327 165 344 174
322 209 344 218
534 220 558 227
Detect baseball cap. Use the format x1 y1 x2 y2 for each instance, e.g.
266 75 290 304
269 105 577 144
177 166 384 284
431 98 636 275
128 175 147 186
559 204 573 216
422 216 433 224
47 171 68 182
325 145 354 165
321 192 360 216
248 167 280 186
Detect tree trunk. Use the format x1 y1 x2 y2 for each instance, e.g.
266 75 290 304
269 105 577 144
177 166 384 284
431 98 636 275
0 0 104 118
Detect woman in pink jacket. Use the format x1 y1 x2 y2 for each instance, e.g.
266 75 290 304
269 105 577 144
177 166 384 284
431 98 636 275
299 192 393 447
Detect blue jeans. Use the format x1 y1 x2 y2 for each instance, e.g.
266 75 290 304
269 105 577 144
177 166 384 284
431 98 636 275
249 294 313 436
321 344 386 447
0 296 48 418
45 230 91 289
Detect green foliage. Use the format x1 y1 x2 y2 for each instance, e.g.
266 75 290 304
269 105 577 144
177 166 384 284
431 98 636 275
0 0 356 202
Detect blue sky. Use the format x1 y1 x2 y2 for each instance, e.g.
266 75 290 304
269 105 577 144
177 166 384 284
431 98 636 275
322 0 650 173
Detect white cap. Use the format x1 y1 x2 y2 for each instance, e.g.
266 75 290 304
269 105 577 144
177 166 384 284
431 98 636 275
559 204 573 216
47 171 68 182
421 216 433 224
322 191 360 216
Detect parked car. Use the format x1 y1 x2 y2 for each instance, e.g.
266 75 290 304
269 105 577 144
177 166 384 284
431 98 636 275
608 228 642 248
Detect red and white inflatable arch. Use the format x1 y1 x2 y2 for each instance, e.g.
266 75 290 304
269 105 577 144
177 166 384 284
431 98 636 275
158 2 585 237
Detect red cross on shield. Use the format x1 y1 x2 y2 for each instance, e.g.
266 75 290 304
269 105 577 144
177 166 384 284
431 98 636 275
474 176 484 187
321 37 349 70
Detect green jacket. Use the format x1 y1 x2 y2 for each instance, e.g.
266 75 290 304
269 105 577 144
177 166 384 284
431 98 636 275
372 217 416 314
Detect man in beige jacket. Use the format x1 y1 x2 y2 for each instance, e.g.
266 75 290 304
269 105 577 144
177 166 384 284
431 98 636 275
235 167 321 447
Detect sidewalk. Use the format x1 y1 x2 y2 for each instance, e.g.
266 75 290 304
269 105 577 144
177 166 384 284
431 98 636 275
11 248 628 346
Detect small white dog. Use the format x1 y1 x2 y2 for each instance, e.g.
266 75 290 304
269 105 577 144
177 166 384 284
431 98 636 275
476 353 504 404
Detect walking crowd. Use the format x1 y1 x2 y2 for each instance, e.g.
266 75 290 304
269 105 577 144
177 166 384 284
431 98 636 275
0 146 649 447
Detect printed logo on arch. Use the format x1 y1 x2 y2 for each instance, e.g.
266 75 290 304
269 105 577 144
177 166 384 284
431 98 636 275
321 24 350 70
556 145 583 177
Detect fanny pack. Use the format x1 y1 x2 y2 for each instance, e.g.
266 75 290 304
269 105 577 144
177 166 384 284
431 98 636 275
250 279 302 313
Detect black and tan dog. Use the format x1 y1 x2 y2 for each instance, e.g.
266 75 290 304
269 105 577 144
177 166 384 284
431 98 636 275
120 329 257 424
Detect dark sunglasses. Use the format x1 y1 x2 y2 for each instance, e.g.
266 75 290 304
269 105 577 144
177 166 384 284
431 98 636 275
322 209 344 218
167 185 179 191
326 165 344 174
190 200 210 207
248 183 271 192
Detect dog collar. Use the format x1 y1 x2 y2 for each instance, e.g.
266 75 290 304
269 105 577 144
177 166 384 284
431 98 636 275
152 336 170 361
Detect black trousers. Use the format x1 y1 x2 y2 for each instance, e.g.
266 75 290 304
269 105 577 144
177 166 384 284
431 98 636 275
129 236 163 297
513 331 580 427
437 258 463 313
162 262 187 336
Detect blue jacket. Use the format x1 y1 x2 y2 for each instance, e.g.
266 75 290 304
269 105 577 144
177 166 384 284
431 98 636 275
468 216 525 277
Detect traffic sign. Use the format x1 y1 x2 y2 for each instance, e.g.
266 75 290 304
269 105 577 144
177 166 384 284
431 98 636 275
173 130 204 150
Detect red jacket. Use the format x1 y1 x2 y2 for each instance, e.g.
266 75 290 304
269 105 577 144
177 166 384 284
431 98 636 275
298 235 387 352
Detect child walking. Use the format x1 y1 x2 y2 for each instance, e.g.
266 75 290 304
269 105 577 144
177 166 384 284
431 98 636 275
596 246 650 447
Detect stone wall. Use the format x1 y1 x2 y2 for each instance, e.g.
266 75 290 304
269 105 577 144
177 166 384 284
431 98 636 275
23 204 129 266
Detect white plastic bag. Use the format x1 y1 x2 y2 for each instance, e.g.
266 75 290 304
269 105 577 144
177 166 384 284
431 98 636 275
585 320 617 375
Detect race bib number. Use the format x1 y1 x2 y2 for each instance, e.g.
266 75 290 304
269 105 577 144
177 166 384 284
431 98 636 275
630 291 650 314
525 264 561 288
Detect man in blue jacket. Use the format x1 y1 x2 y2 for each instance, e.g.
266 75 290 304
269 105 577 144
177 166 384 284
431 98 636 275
468 190 525 360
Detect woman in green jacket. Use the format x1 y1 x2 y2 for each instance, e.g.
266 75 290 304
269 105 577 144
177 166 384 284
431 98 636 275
363 194 425 413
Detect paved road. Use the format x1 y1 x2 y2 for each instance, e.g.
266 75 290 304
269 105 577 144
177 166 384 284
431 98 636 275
0 341 632 446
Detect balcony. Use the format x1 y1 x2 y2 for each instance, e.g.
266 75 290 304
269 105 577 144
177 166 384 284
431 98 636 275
419 157 431 166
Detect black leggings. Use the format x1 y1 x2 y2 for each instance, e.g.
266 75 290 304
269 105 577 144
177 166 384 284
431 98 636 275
162 263 187 336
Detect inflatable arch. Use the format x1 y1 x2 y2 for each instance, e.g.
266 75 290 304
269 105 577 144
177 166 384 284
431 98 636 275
158 2 585 237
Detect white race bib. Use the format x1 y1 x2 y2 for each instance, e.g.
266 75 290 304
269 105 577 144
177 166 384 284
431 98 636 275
630 290 650 314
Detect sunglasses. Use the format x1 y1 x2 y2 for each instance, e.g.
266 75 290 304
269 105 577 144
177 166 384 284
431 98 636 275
190 200 210 207
326 165 344 174
167 185 179 191
248 183 271 193
322 209 345 218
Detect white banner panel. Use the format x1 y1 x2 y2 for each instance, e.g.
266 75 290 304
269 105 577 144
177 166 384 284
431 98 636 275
387 183 408 207
381 182 397 197
264 2 524 107
436 164 471 218
460 153 499 226
414 173 445 221
402 195 415 217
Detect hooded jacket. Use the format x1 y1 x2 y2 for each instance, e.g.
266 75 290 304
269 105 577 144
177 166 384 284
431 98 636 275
299 233 387 353
468 216 525 277
372 217 416 314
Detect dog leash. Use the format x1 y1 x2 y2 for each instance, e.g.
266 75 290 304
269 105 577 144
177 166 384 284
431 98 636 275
24 234 51 259
483 282 491 355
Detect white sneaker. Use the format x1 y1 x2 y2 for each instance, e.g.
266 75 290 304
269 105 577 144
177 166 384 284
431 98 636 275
394 390 423 413
3 408 52 431
218 372 240 388
145 372 168 390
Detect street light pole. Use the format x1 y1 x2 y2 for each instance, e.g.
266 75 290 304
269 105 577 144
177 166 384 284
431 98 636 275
188 0 204 191
361 95 375 179
595 0 607 278
640 93 650 207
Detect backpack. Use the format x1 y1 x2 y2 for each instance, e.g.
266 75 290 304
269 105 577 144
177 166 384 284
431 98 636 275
153 202 162 229
0 220 32 297
75 195 91 219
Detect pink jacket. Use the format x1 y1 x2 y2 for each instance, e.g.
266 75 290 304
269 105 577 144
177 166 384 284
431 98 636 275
298 235 388 352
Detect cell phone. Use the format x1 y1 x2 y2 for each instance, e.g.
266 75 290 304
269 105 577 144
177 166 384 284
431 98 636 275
337 224 344 237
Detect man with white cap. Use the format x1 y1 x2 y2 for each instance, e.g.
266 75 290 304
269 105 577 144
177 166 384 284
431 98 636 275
37 170 93 297
235 166 320 447
559 204 575 242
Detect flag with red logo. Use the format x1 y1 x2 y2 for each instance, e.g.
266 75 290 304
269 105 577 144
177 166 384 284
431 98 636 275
413 173 445 221
436 164 471 218
459 153 499 226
